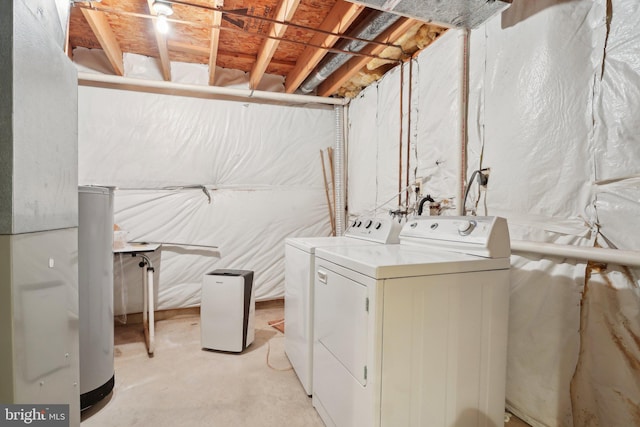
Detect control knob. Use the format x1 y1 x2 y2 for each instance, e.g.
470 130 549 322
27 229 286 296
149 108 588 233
365 220 373 229
458 220 476 236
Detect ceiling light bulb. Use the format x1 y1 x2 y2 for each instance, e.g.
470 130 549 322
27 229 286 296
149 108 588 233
156 14 169 34
152 1 173 16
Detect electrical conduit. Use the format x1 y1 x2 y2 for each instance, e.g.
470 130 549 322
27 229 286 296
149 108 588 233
77 72 349 106
334 105 346 235
511 240 640 268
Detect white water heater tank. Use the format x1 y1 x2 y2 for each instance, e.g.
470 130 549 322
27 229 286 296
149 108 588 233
78 185 115 410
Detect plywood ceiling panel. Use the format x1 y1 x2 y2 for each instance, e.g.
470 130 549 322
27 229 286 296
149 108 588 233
68 0 447 97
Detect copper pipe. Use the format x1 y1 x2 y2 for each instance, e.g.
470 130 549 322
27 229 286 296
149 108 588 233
398 62 404 207
405 58 413 210
457 29 470 215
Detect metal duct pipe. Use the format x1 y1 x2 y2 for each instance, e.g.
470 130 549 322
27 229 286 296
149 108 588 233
350 0 512 29
299 11 401 94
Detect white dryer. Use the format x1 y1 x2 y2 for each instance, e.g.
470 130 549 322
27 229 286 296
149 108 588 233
284 216 403 395
312 216 511 427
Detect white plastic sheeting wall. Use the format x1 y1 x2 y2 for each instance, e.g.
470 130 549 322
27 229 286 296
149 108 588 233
470 3 601 426
348 29 464 218
569 1 640 425
77 54 334 311
347 1 639 426
347 69 403 215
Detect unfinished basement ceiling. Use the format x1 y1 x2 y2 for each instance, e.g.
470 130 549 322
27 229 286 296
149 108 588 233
68 0 448 98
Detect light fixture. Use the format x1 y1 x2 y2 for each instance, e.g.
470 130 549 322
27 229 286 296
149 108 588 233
152 0 173 16
156 14 169 34
152 0 173 34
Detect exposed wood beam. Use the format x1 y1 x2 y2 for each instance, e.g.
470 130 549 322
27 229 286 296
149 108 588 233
167 41 296 69
146 0 171 81
65 11 72 60
167 40 211 56
208 11 223 86
317 18 416 97
80 7 124 75
284 0 364 94
249 0 301 90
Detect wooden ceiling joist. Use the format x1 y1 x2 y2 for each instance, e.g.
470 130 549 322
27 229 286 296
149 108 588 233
69 0 443 99
167 41 296 70
249 0 301 90
284 0 364 94
317 17 416 97
80 7 124 76
146 0 172 81
208 11 223 86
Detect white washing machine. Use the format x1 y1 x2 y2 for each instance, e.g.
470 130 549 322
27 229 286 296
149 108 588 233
312 216 511 427
284 216 403 396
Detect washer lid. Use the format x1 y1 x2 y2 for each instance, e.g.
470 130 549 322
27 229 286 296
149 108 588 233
315 244 510 279
285 236 380 253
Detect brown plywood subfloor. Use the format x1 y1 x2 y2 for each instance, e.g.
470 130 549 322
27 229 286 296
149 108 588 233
268 318 285 333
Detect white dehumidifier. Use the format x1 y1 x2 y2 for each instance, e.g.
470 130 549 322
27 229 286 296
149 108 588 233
201 269 255 352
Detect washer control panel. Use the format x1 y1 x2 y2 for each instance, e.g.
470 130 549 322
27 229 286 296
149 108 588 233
344 216 404 244
399 216 510 258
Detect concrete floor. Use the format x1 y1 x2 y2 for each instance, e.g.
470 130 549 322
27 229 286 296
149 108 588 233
81 302 531 427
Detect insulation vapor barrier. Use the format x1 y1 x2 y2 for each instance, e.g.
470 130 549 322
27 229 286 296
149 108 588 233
111 188 328 314
347 0 640 426
412 29 462 209
78 75 334 309
347 70 404 216
471 4 602 425
571 1 640 426
591 0 640 253
348 29 463 217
